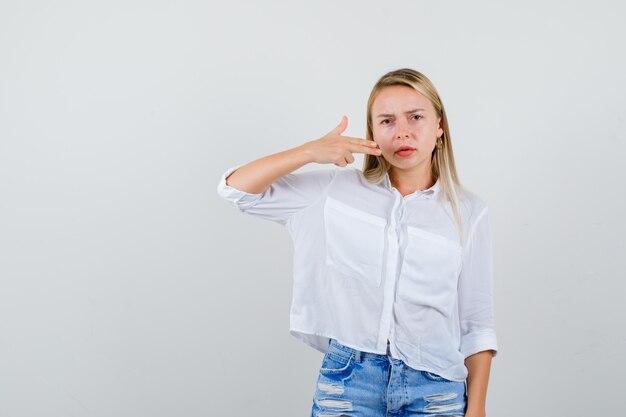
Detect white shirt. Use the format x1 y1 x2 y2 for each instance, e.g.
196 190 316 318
216 163 498 382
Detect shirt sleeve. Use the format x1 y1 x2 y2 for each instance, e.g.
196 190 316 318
216 162 337 226
457 206 499 359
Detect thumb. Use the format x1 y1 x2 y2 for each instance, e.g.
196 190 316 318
335 115 348 135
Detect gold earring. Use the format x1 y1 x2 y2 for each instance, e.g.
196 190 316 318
436 137 443 149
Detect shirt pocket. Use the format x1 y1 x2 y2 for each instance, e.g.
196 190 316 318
398 226 462 318
323 196 387 287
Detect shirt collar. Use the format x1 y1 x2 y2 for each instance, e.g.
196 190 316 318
383 171 441 199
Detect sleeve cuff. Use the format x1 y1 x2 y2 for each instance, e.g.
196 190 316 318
460 330 499 359
216 163 265 212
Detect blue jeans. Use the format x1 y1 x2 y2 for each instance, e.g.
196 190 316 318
310 338 468 417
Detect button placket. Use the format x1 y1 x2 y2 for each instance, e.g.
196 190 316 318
388 201 407 345
377 194 402 351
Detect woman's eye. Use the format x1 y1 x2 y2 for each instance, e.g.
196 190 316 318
412 115 422 120
381 119 390 125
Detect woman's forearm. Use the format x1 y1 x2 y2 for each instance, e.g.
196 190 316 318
225 144 313 194
225 116 379 194
464 350 495 417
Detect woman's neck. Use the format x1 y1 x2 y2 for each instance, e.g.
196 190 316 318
390 167 435 195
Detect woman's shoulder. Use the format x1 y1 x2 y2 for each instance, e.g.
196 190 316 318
333 166 373 184
457 185 487 205
454 184 490 219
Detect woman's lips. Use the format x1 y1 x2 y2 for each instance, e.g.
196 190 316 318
395 147 415 157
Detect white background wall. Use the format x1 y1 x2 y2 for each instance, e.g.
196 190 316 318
1 1 625 416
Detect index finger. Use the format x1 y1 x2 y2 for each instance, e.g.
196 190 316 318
343 136 379 147
347 142 382 156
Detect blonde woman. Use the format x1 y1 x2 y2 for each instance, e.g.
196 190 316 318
217 68 498 417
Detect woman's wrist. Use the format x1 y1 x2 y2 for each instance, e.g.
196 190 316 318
464 409 486 417
292 143 315 165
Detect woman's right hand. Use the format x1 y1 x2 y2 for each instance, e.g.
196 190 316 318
302 116 382 167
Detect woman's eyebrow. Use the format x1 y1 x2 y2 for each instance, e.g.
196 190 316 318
375 108 426 118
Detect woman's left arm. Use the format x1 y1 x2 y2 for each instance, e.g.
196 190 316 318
464 349 495 417
457 206 499 417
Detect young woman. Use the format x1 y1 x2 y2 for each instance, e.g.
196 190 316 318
217 68 498 417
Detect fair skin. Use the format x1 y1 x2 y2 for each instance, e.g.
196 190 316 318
465 350 495 417
370 84 442 196
224 116 380 192
225 86 493 417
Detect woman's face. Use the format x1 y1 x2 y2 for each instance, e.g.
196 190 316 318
371 85 443 172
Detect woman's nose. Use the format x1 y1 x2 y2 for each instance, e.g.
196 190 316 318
395 120 410 138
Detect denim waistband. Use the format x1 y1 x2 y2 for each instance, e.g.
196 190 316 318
328 338 392 363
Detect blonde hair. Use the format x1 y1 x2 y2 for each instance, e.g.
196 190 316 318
362 68 467 248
